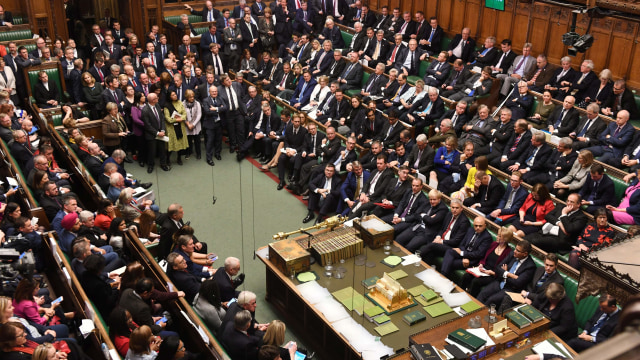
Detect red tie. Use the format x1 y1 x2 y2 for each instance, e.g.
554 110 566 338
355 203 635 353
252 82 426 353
187 47 190 53
390 46 399 62
98 68 104 82
442 216 457 239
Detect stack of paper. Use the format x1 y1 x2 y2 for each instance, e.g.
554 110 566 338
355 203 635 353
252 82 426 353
374 322 399 336
424 302 454 317
442 292 472 307
314 298 351 323
297 281 331 304
388 269 408 280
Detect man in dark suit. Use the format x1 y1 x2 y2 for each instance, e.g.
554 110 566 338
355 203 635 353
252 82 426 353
548 95 580 137
375 110 404 148
396 189 449 252
33 71 60 108
578 164 616 214
294 1 315 34
9 130 33 169
372 5 392 31
102 75 126 112
252 0 266 16
0 5 13 27
439 59 472 98
359 5 376 28
326 49 347 82
488 171 529 223
185 0 221 22
178 35 199 63
238 103 278 162
212 256 245 303
486 109 516 165
381 178 428 236
566 293 620 352
395 11 417 42
447 28 476 63
491 39 518 76
458 105 493 154
585 110 635 165
601 79 639 120
526 193 588 253
404 134 435 175
419 17 443 55
504 81 534 121
506 253 564 309
166 253 201 303
547 56 579 99
223 19 243 72
404 87 445 132
201 84 224 165
421 199 470 265
337 51 363 91
338 161 370 216
394 39 427 77
363 29 390 68
359 63 387 99
310 41 334 77
238 12 259 58
467 36 498 69
100 34 122 61
497 120 532 171
385 33 406 73
318 18 345 49
475 240 537 305
141 42 163 72
292 126 343 196
422 51 451 87
303 164 342 224
439 216 493 277
290 70 317 109
200 24 222 52
288 122 326 186
277 114 308 190
349 163 407 219
119 279 166 335
218 74 247 153
464 171 506 215
141 93 169 173
570 103 608 151
512 132 552 185
346 22 367 54
221 310 261 360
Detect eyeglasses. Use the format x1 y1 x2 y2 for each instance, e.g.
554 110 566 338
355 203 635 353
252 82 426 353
16 332 26 338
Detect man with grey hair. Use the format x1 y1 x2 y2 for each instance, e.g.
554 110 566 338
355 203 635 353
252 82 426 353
107 172 125 202
10 129 33 169
221 310 261 360
102 148 152 189
222 291 270 338
497 42 536 97
404 134 434 175
85 142 107 180
565 59 597 104
427 118 456 146
545 56 577 99
166 252 200 303
570 103 606 151
213 256 245 303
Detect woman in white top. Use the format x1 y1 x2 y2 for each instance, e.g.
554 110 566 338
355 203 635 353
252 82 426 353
304 75 331 115
183 89 202 160
305 39 321 67
396 79 427 117
0 57 16 104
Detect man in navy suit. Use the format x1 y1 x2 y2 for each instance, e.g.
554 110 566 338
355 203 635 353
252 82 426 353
504 81 534 121
567 293 620 352
506 132 552 185
277 114 308 190
200 24 221 51
421 199 470 264
178 35 199 63
102 75 126 112
304 163 342 224
496 120 532 170
294 1 315 34
217 75 248 153
396 189 449 252
290 70 317 109
309 40 334 77
463 172 506 215
585 110 634 165
488 171 529 223
475 240 537 305
100 34 122 61
185 0 220 22
337 51 363 91
422 51 451 87
419 17 444 54
141 42 162 71
318 18 345 49
394 39 428 77
578 164 616 214
382 178 428 235
439 217 493 277
338 161 370 216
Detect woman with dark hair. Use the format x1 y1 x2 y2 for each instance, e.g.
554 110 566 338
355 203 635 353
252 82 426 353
157 72 173 107
131 92 148 167
81 254 120 316
193 278 226 333
0 202 21 235
134 209 160 242
569 208 614 269
120 262 184 305
532 283 577 342
30 170 49 199
0 322 42 360
95 199 116 231
508 183 555 238
337 95 365 137
240 49 258 82
156 336 188 360
163 90 188 166
12 278 73 328
81 72 104 118
109 307 138 357
106 217 128 253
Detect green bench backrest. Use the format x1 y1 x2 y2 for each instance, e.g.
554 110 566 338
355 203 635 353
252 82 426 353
51 110 90 127
441 37 452 52
341 30 353 49
164 15 201 25
13 16 24 25
194 27 209 35
607 173 627 203
1 139 40 207
28 68 63 103
418 60 430 78
0 29 32 41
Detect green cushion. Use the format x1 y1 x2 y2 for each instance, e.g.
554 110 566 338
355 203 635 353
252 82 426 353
345 71 369 97
1 29 32 41
407 60 431 85
165 15 201 25
341 30 353 49
441 37 452 53
530 97 539 118
0 138 39 206
13 16 24 25
194 27 209 35
607 174 627 204
561 274 599 329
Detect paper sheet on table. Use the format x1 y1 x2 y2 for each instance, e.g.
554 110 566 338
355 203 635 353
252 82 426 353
466 266 490 277
415 268 455 294
388 269 408 280
374 321 399 336
532 339 571 358
506 291 527 304
382 255 403 266
442 292 472 307
402 254 421 266
315 298 351 323
297 281 332 304
467 328 495 347
361 218 393 232
79 319 95 338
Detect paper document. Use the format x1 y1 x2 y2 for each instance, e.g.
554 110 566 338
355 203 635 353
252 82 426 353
466 267 490 277
506 291 527 304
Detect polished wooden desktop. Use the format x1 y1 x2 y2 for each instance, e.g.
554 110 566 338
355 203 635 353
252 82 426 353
258 230 485 360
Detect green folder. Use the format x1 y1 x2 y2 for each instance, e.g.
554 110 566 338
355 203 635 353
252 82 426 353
382 255 403 267
460 301 482 314
374 314 391 324
415 296 429 306
408 284 429 297
424 302 454 317
388 269 408 280
374 321 399 336
332 287 357 303
424 296 444 307
364 306 385 317
296 271 317 283
421 289 438 301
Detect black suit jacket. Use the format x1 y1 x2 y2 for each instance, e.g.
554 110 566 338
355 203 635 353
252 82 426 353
119 288 162 334
101 87 126 112
423 61 451 85
361 168 394 199
582 309 621 344
549 67 578 89
447 34 476 62
141 103 166 140
217 83 248 116
376 121 404 147
517 143 552 174
437 213 471 248
283 124 308 151
489 120 515 155
459 228 492 261
393 191 428 224
362 73 387 97
526 268 564 304
327 58 347 81
364 39 390 62
10 141 33 169
408 96 445 124
319 137 342 164
168 269 202 303
437 109 468 136
502 130 532 160
302 131 326 156
191 5 221 22
443 67 472 92
465 175 506 214
406 145 435 174
213 267 241 303
421 25 444 54
81 271 120 320
574 116 607 147
579 174 616 208
469 46 498 68
33 80 60 107
492 50 518 75
494 254 537 292
221 326 260 360
548 105 580 137
394 47 426 76
542 207 589 245
602 88 639 120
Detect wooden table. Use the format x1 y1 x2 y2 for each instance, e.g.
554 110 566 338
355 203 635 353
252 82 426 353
257 233 484 360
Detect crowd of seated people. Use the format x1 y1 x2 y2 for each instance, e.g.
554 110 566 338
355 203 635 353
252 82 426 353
0 1 636 358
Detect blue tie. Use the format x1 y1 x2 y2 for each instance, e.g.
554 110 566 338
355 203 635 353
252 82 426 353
500 260 520 289
590 313 609 335
300 82 308 97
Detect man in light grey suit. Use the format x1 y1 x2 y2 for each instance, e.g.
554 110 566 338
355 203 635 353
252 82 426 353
497 42 536 97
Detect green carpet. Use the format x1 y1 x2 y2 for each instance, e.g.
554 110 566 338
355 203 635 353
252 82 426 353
127 151 311 350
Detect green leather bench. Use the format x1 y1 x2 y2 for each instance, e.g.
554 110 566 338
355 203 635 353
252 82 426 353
345 70 368 97
1 138 40 206
164 15 201 25
193 27 209 36
51 110 90 127
0 29 32 41
27 66 69 106
341 30 353 50
407 60 431 86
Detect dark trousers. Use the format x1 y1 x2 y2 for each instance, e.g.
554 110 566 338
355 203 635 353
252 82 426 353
421 242 454 266
308 191 338 217
277 153 296 181
476 281 507 307
239 131 265 155
396 227 438 253
187 133 202 157
146 139 167 168
225 111 245 149
205 124 222 161
135 134 147 162
526 232 573 254
460 273 495 297
566 338 595 352
293 154 317 177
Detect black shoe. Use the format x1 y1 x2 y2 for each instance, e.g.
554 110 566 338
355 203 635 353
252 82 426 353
215 154 222 161
140 182 153 189
139 161 145 167
260 157 270 164
196 154 202 160
277 181 285 190
230 147 235 153
314 216 323 225
303 213 315 223
124 155 133 163
255 152 264 159
177 158 183 165
286 181 297 189
236 153 244 162
207 159 215 166
287 175 293 182
301 189 309 196
147 167 153 174
161 165 171 171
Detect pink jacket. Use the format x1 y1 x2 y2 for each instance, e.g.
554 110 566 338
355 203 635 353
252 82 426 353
12 299 47 325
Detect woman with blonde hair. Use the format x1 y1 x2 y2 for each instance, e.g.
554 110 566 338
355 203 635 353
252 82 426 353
553 149 594 198
262 320 304 360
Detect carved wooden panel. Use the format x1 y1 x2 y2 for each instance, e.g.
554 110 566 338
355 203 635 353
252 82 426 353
437 0 452 32
463 1 480 36
510 13 529 49
389 0 400 11
529 18 551 56
495 9 514 43
425 0 437 18
413 1 426 15
608 36 634 76
628 35 640 88
478 9 497 41
450 0 466 33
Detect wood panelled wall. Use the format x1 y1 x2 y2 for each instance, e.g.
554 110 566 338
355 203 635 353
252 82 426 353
368 0 640 89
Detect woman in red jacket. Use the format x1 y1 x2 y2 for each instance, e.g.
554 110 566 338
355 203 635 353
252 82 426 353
508 183 555 238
